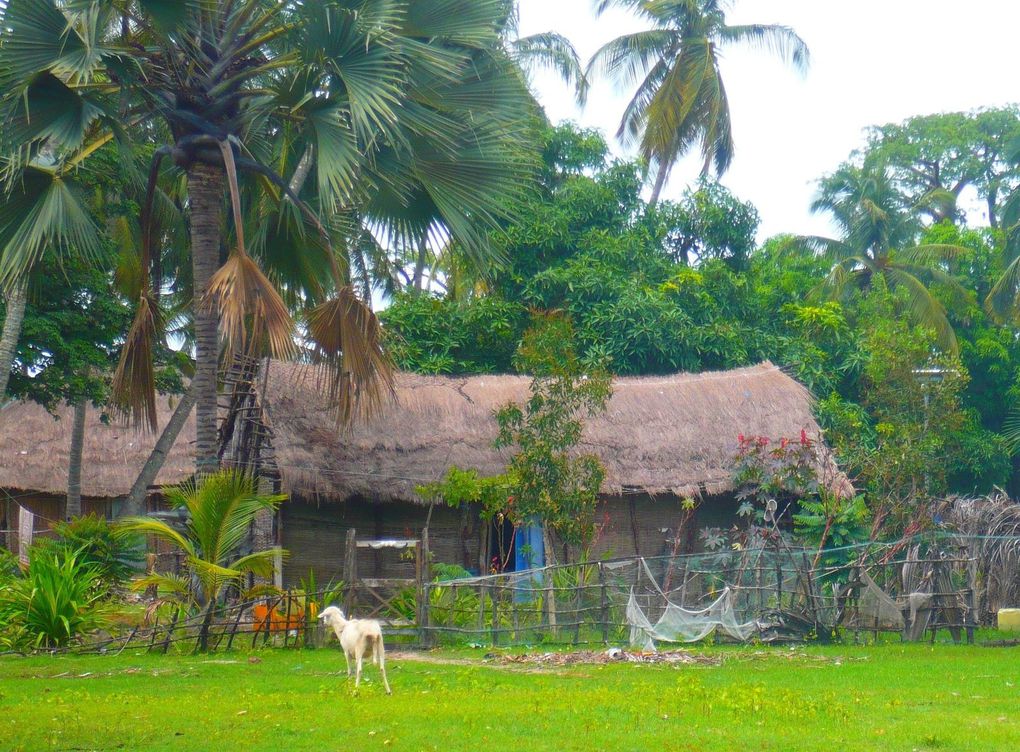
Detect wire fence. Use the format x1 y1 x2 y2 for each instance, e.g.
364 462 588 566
24 533 1010 656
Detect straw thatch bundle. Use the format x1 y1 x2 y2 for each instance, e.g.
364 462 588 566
0 397 195 497
263 360 849 504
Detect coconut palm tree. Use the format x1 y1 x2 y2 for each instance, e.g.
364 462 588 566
0 0 537 474
587 0 809 205
119 470 286 651
798 163 967 353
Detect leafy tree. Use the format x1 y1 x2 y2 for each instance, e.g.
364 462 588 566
587 0 808 203
494 316 612 555
118 471 286 651
654 179 759 269
861 107 1020 227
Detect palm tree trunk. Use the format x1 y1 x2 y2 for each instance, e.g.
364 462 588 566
124 386 197 517
648 167 669 208
412 236 429 291
66 400 87 520
188 163 224 478
0 279 28 399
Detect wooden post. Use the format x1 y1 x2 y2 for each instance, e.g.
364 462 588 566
572 570 582 645
147 616 160 653
491 583 500 646
478 581 488 643
966 561 977 645
599 562 609 645
344 529 357 616
283 590 293 649
417 530 431 649
775 561 783 610
162 610 180 654
225 605 246 651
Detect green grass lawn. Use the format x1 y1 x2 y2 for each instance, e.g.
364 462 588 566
1 643 1018 751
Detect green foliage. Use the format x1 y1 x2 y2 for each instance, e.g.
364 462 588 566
0 548 108 649
494 316 612 549
33 514 143 590
793 496 871 567
117 471 287 611
654 180 760 269
418 315 611 554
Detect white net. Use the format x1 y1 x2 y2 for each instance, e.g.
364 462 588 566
625 558 758 650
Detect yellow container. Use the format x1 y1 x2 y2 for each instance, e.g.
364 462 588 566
997 608 1020 632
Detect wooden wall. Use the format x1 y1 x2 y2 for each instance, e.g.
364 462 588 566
280 492 743 584
280 497 482 587
580 493 741 561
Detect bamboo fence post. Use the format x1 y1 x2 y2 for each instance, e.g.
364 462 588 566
344 529 357 616
419 529 431 648
283 590 293 649
225 604 246 651
572 569 583 645
546 569 558 640
162 610 180 654
147 616 160 653
491 583 500 646
775 561 783 609
478 581 487 642
599 562 609 645
263 594 284 647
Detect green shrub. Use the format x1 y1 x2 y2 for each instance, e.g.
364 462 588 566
0 548 108 649
34 514 142 590
0 547 20 580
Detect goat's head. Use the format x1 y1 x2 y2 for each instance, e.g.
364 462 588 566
317 605 347 628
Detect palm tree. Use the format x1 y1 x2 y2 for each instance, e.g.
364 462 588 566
0 1 536 473
119 470 286 651
587 0 809 205
798 163 967 353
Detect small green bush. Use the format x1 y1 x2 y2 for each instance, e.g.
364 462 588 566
0 548 108 649
34 514 142 590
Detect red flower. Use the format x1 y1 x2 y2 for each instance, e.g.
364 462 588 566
738 433 745 443
780 437 789 448
800 429 810 446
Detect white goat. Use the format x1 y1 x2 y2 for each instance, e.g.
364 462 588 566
318 606 392 694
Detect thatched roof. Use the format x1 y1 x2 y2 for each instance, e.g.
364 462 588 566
262 361 850 504
0 396 195 498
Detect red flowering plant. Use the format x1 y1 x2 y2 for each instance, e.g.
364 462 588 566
701 431 821 555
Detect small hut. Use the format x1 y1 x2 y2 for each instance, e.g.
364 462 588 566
0 397 195 546
256 361 849 585
0 362 849 585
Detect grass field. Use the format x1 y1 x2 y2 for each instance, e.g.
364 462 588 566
1 643 1018 751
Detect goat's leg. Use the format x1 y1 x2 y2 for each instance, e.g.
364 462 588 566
354 643 365 688
343 647 352 678
376 638 392 695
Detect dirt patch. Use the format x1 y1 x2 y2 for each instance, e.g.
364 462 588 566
391 648 720 669
494 649 721 667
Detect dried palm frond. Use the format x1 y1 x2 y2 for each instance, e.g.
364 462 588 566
206 140 297 360
112 291 164 432
205 251 296 360
304 286 394 426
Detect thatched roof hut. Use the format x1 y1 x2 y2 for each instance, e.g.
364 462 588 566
0 397 195 498
262 360 849 504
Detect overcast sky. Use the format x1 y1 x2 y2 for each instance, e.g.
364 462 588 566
517 0 1020 240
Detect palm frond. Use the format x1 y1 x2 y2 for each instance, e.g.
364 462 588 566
718 23 809 73
0 165 102 292
884 266 958 354
305 287 395 426
111 291 164 432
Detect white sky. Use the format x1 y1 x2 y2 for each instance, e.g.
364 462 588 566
517 0 1020 240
